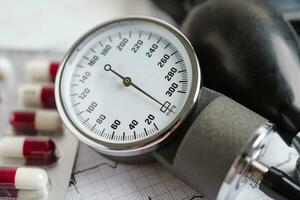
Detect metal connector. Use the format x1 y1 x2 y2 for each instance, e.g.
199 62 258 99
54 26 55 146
245 160 269 187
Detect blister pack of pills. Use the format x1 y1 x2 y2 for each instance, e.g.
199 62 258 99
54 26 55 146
0 49 79 200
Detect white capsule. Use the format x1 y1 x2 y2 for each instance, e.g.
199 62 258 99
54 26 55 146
0 167 48 190
0 57 13 80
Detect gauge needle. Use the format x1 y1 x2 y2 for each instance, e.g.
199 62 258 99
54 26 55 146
130 82 175 113
104 64 174 113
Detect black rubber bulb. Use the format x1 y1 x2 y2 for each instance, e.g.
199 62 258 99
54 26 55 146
182 0 300 145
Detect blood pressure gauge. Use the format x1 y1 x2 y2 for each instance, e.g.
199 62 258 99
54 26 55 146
55 17 200 155
56 17 300 200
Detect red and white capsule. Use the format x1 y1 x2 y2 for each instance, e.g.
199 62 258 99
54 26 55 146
26 59 59 82
10 110 62 133
18 84 55 108
0 136 56 164
0 167 48 190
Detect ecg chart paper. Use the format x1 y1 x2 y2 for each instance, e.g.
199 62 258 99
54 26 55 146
65 132 298 200
65 143 204 200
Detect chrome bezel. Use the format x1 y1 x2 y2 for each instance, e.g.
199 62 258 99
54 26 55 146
55 16 201 157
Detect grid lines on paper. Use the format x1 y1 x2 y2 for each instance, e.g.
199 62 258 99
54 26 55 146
65 144 204 200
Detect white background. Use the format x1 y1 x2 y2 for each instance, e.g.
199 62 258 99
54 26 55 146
0 0 173 51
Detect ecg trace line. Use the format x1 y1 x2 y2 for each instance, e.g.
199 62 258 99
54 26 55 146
69 160 118 195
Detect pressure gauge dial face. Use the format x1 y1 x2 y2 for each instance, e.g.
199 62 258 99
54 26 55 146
56 17 200 154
